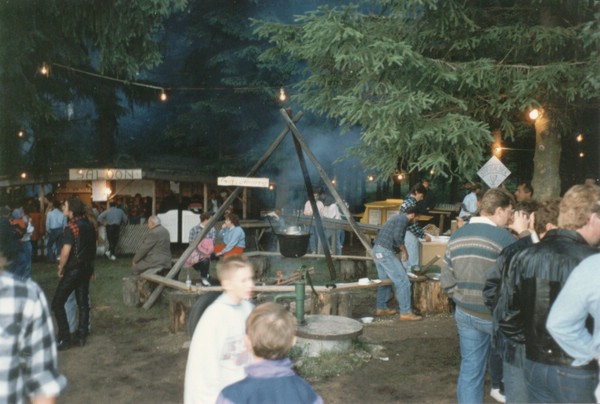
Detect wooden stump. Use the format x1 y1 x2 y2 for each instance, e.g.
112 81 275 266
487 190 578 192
412 279 450 314
168 291 200 333
122 275 161 307
312 290 353 317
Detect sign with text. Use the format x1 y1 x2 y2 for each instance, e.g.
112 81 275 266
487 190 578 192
217 176 269 188
69 168 142 181
477 156 511 188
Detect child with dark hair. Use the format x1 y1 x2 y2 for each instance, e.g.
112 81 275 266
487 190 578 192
216 302 323 404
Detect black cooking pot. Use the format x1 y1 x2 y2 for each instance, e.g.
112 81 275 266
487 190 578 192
277 233 310 258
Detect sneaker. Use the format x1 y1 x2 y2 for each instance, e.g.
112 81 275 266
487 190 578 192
490 388 506 403
399 313 423 321
200 277 210 287
110 255 116 261
105 251 111 259
407 272 418 279
374 308 399 316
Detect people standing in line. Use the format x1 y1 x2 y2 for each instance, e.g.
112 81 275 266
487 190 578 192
0 252 67 403
458 182 482 218
514 181 534 202
184 256 255 404
46 200 66 264
51 197 97 350
97 200 127 261
131 215 172 275
372 206 423 321
547 252 600 403
189 212 217 286
215 213 246 258
441 188 525 404
505 184 600 403
483 199 553 403
216 302 323 404
399 183 431 277
303 192 325 254
322 195 343 255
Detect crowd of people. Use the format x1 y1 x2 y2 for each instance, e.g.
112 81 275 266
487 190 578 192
3 179 600 403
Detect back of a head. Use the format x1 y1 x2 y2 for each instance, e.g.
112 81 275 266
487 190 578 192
228 213 240 226
216 255 253 282
534 198 561 235
559 184 600 230
200 212 212 222
515 200 538 215
411 183 428 196
479 188 515 216
246 302 296 360
68 197 85 217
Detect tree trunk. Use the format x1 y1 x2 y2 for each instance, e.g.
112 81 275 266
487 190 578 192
531 110 561 199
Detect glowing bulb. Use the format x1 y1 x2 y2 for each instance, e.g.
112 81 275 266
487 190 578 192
367 175 375 182
17 130 24 138
268 184 275 191
397 173 404 181
528 108 540 121
576 134 584 142
279 88 286 102
430 169 435 175
39 64 49 76
494 146 502 154
332 179 336 185
160 91 167 102
20 172 27 179
579 152 585 158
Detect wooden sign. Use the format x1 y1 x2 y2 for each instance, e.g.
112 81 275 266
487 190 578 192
217 176 269 188
69 168 142 181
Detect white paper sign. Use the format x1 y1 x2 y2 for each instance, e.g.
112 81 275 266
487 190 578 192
218 176 269 188
477 156 511 188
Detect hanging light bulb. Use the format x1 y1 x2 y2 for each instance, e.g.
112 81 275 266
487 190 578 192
579 152 585 158
279 87 286 102
528 108 540 121
39 64 49 76
20 172 27 179
160 90 167 102
17 130 24 138
576 134 584 142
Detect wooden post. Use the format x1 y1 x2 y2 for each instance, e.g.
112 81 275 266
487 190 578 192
412 279 450 314
142 112 304 310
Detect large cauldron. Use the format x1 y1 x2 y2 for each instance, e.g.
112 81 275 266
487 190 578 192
276 225 309 258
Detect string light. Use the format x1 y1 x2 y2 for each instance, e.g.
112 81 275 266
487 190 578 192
528 108 541 121
17 130 24 138
367 175 375 182
279 88 286 102
20 172 27 179
576 134 584 142
579 152 585 158
39 64 49 76
160 90 167 102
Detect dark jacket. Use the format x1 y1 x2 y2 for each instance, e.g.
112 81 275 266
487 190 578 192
511 229 597 369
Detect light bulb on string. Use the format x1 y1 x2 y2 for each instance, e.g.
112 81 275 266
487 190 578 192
39 64 49 77
576 134 584 142
160 90 167 102
528 108 541 121
279 88 286 102
20 172 27 179
17 130 24 138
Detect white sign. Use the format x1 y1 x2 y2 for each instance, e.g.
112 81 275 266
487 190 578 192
218 176 269 188
477 156 511 188
69 168 142 181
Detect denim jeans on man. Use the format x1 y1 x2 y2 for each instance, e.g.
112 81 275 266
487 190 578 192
523 358 596 403
46 227 63 262
373 244 412 314
400 231 420 271
454 306 493 404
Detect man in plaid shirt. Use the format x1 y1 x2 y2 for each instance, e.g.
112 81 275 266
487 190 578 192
0 255 66 403
399 184 431 275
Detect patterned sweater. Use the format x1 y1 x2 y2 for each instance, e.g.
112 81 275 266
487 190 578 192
441 216 516 319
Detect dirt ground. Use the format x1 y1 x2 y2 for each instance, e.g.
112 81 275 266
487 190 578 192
34 257 498 404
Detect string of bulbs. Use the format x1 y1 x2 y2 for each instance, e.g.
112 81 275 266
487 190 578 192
39 62 288 102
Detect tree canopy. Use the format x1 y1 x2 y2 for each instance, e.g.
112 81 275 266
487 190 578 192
255 0 600 194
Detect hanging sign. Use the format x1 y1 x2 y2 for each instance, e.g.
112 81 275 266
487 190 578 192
69 168 142 181
477 156 511 188
217 176 269 188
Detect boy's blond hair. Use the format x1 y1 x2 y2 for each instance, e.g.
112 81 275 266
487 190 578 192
559 184 600 230
216 255 254 281
246 302 296 360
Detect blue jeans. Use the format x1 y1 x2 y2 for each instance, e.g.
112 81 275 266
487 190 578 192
455 307 493 404
523 358 596 403
401 231 420 271
46 227 63 262
12 241 32 280
374 244 412 314
504 359 527 403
